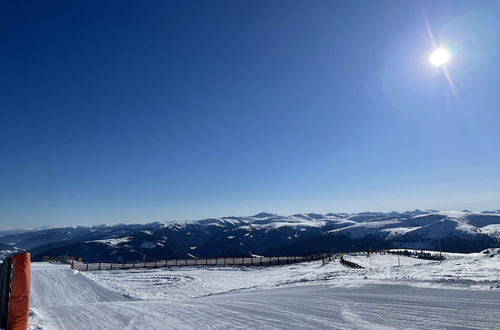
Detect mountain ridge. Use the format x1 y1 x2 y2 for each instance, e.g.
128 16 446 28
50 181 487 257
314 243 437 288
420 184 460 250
1 210 499 261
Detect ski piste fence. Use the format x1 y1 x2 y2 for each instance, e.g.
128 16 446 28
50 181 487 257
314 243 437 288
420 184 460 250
0 252 31 330
71 253 334 271
69 248 445 272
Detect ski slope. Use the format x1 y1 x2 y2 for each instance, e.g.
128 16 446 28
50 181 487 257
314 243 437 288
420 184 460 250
29 251 500 329
30 284 500 330
30 263 130 308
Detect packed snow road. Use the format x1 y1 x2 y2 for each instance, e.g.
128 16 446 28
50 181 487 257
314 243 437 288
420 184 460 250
30 263 130 308
31 283 500 329
29 260 500 329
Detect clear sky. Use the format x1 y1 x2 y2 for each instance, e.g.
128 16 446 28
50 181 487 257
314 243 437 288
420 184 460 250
2 1 500 229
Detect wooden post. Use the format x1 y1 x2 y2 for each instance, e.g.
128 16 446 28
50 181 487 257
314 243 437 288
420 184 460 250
397 241 400 267
438 233 442 261
154 260 157 268
277 256 280 265
86 263 89 271
110 262 112 270
122 262 124 270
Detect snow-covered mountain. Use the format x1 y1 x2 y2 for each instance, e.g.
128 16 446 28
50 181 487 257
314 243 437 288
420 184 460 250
1 210 499 262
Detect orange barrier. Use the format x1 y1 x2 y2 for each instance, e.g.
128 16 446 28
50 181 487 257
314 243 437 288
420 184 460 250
8 253 31 330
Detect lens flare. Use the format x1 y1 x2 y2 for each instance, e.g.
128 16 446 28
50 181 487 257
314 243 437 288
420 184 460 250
429 47 451 66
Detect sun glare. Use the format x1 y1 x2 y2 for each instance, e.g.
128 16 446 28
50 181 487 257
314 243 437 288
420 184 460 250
429 47 451 67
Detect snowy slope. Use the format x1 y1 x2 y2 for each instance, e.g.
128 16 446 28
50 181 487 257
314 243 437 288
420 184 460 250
29 251 500 329
30 263 131 308
325 211 500 251
0 210 498 262
30 285 500 330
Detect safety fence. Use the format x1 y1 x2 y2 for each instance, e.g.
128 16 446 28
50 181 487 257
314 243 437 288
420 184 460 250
70 249 446 272
339 256 364 269
0 252 31 330
0 258 12 328
378 249 445 260
72 254 332 271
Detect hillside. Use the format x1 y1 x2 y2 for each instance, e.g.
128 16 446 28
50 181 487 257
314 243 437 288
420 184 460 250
2 210 500 262
29 250 500 329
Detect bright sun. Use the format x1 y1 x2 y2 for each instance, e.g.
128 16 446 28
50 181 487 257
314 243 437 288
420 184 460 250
429 47 451 67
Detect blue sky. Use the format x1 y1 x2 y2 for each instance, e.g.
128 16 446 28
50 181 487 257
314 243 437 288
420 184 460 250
2 1 500 229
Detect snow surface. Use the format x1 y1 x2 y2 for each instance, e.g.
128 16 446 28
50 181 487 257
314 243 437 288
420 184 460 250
87 236 132 246
29 250 500 329
30 263 130 308
30 285 500 330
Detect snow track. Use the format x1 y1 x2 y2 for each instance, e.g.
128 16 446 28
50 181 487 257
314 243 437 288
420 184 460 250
31 284 500 329
30 263 131 308
29 255 500 329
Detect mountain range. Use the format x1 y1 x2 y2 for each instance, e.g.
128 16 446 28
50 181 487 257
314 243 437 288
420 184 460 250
1 210 499 262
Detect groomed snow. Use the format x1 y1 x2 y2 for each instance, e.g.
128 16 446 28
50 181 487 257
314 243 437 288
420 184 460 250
29 250 500 329
30 263 130 308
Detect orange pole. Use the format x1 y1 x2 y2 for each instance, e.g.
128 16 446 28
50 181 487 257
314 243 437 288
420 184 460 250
8 253 31 330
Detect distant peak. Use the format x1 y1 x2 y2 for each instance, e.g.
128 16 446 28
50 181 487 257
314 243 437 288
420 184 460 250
252 212 276 218
481 210 500 214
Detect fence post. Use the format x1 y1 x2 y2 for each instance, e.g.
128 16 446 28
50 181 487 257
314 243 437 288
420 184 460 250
277 256 280 265
110 262 112 270
70 256 75 269
7 253 31 330
154 260 157 268
122 262 124 270
86 263 89 271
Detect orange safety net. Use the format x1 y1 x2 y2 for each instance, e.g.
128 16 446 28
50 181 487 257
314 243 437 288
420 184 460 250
8 253 31 330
